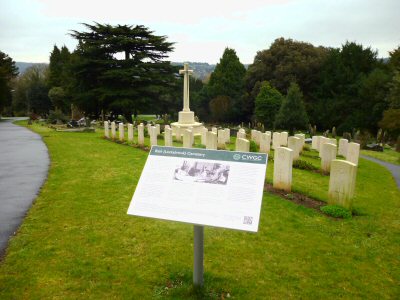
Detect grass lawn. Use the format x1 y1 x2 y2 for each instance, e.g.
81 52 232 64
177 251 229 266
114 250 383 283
0 122 399 299
361 148 400 165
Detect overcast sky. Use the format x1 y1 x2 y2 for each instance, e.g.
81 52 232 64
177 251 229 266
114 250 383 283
0 0 399 64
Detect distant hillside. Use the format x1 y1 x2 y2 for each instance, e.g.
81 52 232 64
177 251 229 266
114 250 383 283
16 62 48 75
172 62 216 80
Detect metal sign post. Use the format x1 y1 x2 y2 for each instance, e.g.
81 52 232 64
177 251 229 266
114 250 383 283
193 225 204 286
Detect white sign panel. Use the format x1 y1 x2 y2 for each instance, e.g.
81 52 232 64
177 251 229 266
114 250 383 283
127 146 267 232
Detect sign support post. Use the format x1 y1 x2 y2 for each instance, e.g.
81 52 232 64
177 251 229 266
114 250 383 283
193 225 204 286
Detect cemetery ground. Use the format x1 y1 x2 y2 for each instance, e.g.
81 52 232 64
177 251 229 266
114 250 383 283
0 122 399 299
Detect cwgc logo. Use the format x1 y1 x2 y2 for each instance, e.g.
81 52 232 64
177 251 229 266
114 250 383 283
233 154 241 161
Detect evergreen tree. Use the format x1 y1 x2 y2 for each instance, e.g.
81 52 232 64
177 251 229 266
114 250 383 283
254 81 283 129
274 82 309 134
69 23 175 120
206 47 246 122
0 51 18 115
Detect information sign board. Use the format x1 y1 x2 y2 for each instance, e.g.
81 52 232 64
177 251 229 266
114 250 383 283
127 146 267 232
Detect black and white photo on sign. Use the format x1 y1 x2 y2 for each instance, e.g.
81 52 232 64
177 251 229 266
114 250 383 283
173 160 230 185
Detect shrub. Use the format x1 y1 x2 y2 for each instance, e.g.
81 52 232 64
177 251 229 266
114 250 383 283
47 110 68 124
249 140 258 152
321 205 352 219
293 159 318 171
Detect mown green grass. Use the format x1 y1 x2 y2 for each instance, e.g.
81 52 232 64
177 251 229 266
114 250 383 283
0 122 399 299
361 148 400 165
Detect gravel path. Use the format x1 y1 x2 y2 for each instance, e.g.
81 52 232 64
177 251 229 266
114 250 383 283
0 118 49 256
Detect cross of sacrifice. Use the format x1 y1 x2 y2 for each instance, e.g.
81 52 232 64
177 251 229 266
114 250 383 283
179 63 193 112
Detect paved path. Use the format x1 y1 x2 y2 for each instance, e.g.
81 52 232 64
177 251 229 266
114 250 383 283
361 155 400 189
0 118 49 256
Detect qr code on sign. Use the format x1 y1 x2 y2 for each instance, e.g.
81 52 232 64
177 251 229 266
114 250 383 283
243 216 253 225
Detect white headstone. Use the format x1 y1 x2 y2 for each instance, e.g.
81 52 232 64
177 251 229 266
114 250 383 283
346 142 360 166
155 124 160 135
328 160 357 210
217 129 226 149
329 138 337 146
128 124 134 143
321 143 337 172
138 124 144 146
183 129 193 148
237 131 246 139
272 132 281 150
294 133 305 152
288 136 301 160
164 127 173 146
174 126 182 141
119 123 124 141
235 138 250 152
280 132 288 146
212 127 218 134
259 132 271 154
311 136 319 150
318 137 330 157
273 147 293 192
201 127 208 145
150 126 158 146
104 121 109 138
111 122 116 140
338 138 348 157
206 131 217 150
224 128 231 144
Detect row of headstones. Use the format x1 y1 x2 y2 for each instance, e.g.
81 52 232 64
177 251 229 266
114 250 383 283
246 129 358 210
105 122 357 210
311 136 360 170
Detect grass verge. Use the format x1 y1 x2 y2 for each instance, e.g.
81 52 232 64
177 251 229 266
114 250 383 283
0 122 399 299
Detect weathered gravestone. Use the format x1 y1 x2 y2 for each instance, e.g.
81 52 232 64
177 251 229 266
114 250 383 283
235 138 250 152
224 128 231 144
201 127 208 145
138 123 144 146
347 142 360 166
217 129 226 149
338 138 348 157
183 129 193 148
273 147 293 192
111 122 116 140
288 136 301 160
150 126 158 146
128 124 134 143
164 127 173 146
259 132 271 154
321 143 337 172
280 132 288 146
272 132 281 150
104 121 109 138
294 133 305 152
119 123 125 141
206 131 217 150
328 160 357 210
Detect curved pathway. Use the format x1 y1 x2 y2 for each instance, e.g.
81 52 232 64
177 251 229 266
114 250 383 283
0 118 49 255
361 155 400 189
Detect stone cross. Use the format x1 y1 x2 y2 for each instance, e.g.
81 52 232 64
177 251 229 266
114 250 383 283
328 159 357 210
273 147 293 192
179 63 193 112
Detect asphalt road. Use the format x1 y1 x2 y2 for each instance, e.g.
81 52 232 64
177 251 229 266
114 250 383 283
0 118 49 256
361 154 400 189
